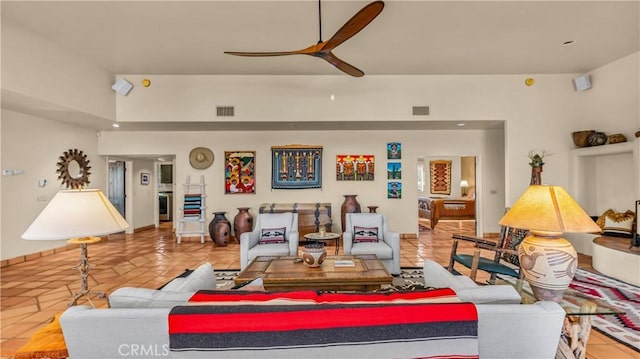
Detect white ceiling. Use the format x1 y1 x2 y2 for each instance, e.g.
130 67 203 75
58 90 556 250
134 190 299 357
3 0 639 77
1 0 638 135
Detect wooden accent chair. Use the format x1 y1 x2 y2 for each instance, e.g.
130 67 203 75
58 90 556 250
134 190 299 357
448 225 529 283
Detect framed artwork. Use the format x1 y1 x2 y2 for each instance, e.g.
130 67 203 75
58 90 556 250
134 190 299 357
387 142 401 159
336 155 375 181
271 145 322 189
225 151 256 194
430 160 452 195
388 181 402 199
140 173 150 185
387 162 401 179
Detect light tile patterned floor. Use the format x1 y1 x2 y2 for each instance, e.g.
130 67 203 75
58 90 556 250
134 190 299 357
0 220 635 358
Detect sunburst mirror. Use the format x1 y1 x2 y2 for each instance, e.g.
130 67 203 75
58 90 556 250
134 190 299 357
56 149 91 189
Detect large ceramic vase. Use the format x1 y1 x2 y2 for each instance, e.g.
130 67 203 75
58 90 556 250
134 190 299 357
517 233 578 303
209 212 231 247
341 194 362 232
233 207 253 242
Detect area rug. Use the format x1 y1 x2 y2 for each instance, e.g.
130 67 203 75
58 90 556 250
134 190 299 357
214 268 428 291
500 268 640 352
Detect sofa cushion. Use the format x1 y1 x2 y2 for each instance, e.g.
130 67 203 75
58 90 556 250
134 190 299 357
597 209 634 238
259 227 286 244
161 262 216 292
109 287 196 308
353 226 379 243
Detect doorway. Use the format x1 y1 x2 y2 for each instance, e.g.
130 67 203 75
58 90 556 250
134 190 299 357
108 161 126 217
417 155 478 234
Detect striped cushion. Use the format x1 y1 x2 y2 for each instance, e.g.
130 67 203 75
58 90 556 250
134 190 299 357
353 226 379 242
169 302 478 358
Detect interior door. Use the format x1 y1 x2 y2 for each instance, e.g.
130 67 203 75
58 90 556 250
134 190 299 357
108 161 126 217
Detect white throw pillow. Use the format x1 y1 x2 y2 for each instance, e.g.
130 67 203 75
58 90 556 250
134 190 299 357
162 262 216 292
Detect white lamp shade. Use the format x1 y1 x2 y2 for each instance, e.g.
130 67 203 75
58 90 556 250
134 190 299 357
460 180 470 187
22 189 129 240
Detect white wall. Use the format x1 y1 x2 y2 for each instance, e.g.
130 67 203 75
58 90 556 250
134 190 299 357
1 19 115 122
1 110 107 260
132 159 156 231
98 129 503 237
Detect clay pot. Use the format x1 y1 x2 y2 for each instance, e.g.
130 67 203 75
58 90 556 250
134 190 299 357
302 243 327 268
209 212 231 246
635 130 640 138
572 130 594 148
233 207 253 242
341 194 362 232
587 132 607 146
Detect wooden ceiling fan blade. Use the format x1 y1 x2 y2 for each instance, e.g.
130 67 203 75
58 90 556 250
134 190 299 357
323 0 384 51
319 52 364 77
224 43 320 57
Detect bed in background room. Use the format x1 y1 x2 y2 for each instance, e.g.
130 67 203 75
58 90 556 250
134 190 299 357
419 197 475 229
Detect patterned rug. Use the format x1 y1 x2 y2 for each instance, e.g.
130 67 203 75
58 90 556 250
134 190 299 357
568 269 640 351
214 267 428 291
499 268 640 352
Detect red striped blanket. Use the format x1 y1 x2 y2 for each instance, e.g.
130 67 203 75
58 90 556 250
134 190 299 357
169 290 478 358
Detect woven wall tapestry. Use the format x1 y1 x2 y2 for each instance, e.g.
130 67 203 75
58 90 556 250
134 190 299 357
271 145 322 189
336 155 375 181
225 151 255 194
430 160 451 195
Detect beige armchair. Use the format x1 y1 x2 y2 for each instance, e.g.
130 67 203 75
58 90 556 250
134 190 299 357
240 212 299 270
342 213 400 275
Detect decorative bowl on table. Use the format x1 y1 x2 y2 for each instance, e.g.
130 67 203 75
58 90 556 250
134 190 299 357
302 243 326 268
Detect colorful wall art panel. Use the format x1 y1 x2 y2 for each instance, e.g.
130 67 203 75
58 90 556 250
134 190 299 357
387 142 401 159
336 155 375 181
225 151 256 194
430 160 451 195
271 145 322 189
388 181 402 198
387 162 401 179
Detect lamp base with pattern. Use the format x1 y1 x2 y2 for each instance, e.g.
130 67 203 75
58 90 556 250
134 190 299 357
517 232 578 303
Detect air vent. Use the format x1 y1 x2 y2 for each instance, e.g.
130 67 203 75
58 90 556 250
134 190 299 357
412 106 430 116
216 106 235 117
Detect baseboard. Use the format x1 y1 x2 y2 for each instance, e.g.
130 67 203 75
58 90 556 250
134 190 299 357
134 224 155 233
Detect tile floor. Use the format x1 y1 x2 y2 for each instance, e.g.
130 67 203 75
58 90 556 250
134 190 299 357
1 220 636 359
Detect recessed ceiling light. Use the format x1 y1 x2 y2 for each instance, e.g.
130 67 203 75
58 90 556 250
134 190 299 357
562 40 575 46
112 123 120 128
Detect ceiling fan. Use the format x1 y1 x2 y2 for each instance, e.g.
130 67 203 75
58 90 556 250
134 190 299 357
224 1 384 77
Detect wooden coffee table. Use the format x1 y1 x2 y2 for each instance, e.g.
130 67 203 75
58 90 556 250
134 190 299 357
235 254 393 292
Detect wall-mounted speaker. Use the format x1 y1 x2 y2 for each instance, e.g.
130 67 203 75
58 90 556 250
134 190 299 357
112 78 133 96
573 75 591 92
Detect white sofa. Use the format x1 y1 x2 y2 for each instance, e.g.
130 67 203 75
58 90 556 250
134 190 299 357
61 299 564 359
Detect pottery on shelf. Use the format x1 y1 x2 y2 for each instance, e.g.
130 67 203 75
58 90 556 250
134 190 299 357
340 194 362 232
587 131 607 146
608 133 627 144
209 212 231 247
301 243 327 268
233 207 253 242
572 130 595 148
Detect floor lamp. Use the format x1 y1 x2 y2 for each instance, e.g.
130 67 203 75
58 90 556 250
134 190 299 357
22 189 129 306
